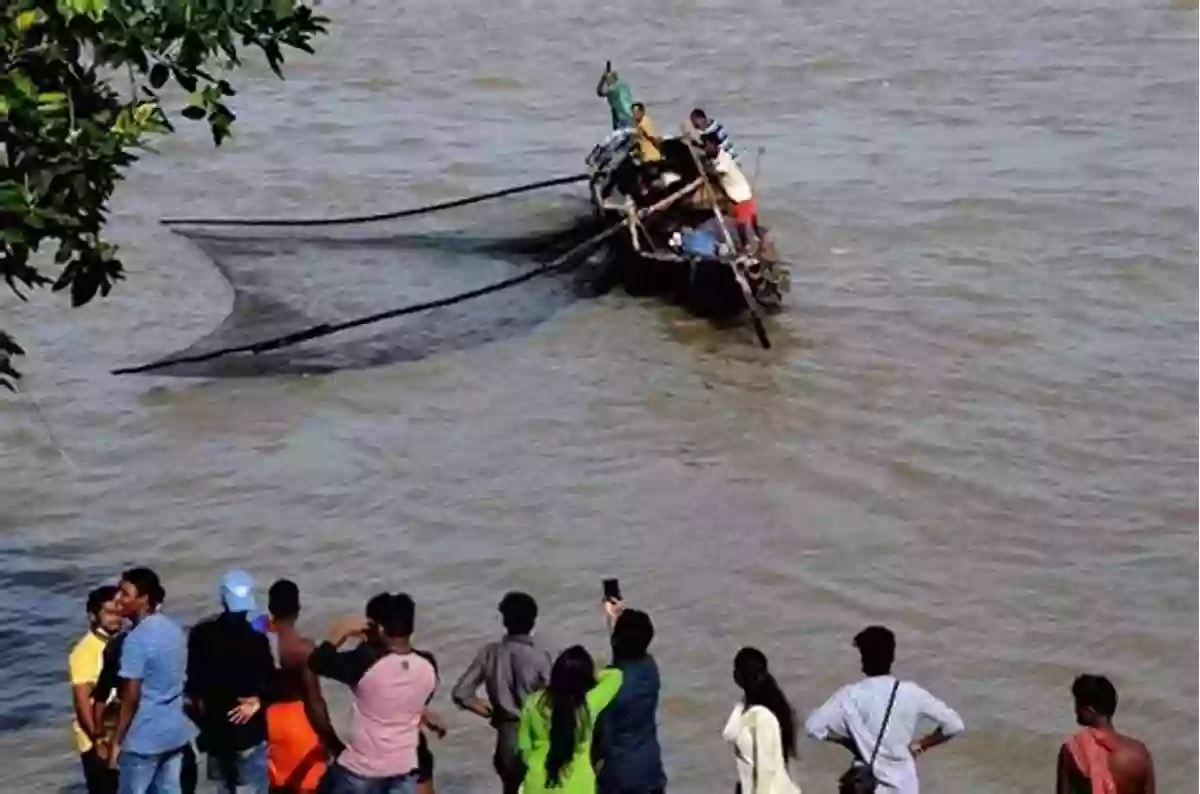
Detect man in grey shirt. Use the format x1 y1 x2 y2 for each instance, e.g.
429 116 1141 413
451 592 553 794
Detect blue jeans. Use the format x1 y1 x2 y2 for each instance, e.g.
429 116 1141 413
119 747 185 794
319 762 417 794
206 742 268 793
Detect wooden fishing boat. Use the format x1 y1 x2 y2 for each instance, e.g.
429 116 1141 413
584 131 790 346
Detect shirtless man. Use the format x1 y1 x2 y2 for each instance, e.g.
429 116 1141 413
1057 674 1155 794
266 580 340 793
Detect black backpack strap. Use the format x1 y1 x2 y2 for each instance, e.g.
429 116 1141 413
868 680 901 768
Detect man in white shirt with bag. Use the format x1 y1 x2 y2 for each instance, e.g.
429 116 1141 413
805 626 964 793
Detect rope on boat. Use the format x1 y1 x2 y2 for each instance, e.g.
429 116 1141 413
113 180 703 375
159 173 590 227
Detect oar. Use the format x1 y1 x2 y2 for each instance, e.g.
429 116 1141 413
684 142 771 349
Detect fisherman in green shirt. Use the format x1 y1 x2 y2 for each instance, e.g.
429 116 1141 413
596 61 634 130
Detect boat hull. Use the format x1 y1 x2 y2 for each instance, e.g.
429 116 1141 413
585 135 789 327
602 222 784 318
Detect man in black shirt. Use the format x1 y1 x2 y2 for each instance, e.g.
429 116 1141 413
185 570 276 793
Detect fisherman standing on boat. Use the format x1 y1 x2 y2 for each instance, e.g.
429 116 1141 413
631 103 662 163
688 108 738 160
596 62 635 131
701 132 761 252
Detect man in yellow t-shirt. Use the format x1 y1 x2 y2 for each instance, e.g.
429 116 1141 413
632 102 662 163
68 585 123 794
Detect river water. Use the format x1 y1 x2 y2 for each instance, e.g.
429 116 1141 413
1 0 1196 790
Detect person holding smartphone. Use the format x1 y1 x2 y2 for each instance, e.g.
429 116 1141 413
596 580 667 794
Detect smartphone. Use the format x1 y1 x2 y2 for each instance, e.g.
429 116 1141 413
602 578 621 602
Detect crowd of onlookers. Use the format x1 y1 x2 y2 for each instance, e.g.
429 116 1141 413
66 566 1155 794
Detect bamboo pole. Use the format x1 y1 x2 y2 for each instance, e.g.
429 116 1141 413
683 143 771 349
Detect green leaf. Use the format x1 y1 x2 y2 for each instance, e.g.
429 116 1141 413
16 9 44 31
71 277 100 307
0 359 21 391
0 330 25 357
52 261 79 291
149 63 169 89
1 227 27 247
211 118 232 146
0 184 28 210
172 67 198 92
70 265 101 307
2 0 329 383
124 42 149 72
10 72 36 98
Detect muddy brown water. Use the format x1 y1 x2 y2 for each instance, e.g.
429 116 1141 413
1 0 1196 790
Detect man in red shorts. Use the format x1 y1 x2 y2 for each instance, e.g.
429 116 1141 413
702 132 762 252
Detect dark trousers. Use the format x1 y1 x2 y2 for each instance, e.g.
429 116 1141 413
493 723 524 794
81 749 119 794
182 744 199 794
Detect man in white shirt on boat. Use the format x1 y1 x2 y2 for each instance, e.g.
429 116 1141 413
805 625 964 794
701 132 761 252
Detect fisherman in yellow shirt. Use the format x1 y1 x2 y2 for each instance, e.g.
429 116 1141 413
632 102 662 163
68 585 124 793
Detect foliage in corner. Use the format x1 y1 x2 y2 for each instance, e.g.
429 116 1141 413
1 0 328 390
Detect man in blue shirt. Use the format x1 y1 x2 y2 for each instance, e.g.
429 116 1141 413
687 108 738 161
596 605 667 794
113 567 196 794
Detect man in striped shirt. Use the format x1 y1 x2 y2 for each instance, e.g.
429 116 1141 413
688 108 738 160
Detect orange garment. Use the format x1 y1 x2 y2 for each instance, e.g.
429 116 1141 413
267 700 327 792
1066 727 1118 794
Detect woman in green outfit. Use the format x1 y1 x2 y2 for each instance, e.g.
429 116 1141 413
518 645 623 794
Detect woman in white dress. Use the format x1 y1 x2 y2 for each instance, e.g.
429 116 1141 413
722 647 802 794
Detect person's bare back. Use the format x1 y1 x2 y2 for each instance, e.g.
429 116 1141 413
277 628 315 684
1058 675 1155 794
268 579 341 757
1107 732 1155 794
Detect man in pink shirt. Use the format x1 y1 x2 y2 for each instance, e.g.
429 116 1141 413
309 593 436 794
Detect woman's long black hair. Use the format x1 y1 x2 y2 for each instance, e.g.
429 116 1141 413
544 645 597 787
734 647 797 761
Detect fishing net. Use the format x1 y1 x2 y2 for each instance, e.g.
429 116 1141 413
124 177 610 377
